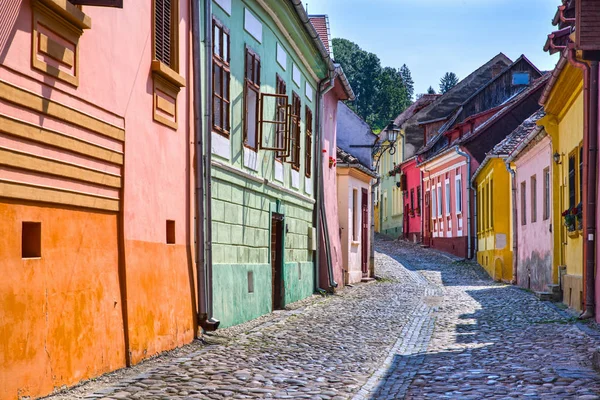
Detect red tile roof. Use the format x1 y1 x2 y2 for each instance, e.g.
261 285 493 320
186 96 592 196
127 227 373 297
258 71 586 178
309 16 331 56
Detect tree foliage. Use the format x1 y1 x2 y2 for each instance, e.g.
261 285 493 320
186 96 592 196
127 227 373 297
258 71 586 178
439 72 459 94
332 38 412 131
427 86 436 94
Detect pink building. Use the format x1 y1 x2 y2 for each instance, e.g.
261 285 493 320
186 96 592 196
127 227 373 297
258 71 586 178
509 126 553 292
1 1 195 398
318 67 354 290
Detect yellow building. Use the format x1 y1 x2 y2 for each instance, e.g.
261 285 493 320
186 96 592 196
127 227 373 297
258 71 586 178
474 157 513 282
538 58 584 311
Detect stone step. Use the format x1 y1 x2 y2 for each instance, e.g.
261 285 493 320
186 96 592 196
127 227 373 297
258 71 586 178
547 284 561 293
535 291 554 301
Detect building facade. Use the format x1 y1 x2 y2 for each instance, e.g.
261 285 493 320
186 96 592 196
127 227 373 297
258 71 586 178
1 0 195 398
205 0 331 327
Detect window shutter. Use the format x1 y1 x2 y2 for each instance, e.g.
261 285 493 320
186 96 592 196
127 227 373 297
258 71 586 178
70 0 123 7
155 0 172 66
576 0 600 51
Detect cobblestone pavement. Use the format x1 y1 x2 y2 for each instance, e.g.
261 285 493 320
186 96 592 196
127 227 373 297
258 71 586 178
46 236 600 400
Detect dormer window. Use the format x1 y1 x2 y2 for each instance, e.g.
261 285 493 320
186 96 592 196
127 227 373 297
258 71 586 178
512 72 530 86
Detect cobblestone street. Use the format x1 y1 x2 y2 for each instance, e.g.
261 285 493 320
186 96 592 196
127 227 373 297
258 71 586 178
48 237 600 400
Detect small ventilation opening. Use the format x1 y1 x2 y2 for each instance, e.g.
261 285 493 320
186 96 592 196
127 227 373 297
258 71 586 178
248 271 254 293
22 222 41 258
298 264 302 280
166 220 175 244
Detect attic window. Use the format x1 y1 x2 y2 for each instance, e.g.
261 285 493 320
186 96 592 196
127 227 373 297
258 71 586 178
512 72 530 85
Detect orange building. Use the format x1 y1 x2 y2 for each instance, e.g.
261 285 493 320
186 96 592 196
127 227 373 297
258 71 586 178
0 1 197 398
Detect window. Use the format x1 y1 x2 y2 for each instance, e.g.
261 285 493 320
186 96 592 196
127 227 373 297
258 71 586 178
445 180 451 214
455 175 462 213
166 220 175 244
290 92 301 170
431 189 437 219
352 189 358 241
531 175 537 223
244 47 260 150
212 18 231 136
512 72 530 85
521 181 527 225
437 185 443 217
490 180 493 229
154 0 178 70
568 151 577 209
543 167 550 220
416 186 421 215
410 189 415 211
22 222 41 258
305 107 313 177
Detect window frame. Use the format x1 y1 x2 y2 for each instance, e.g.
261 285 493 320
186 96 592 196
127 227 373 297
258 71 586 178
521 181 527 226
289 92 301 170
352 189 359 241
531 175 537 223
455 175 462 213
305 106 313 178
437 184 443 218
243 46 261 151
543 167 550 220
153 0 179 71
416 186 422 216
568 149 577 209
212 17 231 137
445 179 451 215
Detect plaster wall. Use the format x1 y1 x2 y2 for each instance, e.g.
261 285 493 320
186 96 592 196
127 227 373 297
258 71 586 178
0 0 195 397
337 171 372 284
401 158 422 241
514 136 553 292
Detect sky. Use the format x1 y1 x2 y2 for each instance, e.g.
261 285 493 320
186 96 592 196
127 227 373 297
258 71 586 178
304 0 560 96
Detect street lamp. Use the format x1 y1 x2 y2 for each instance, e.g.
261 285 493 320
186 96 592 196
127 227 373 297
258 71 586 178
553 151 563 164
348 120 401 170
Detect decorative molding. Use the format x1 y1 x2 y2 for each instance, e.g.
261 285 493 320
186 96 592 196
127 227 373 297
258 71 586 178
31 0 90 86
276 42 287 70
0 147 121 188
292 64 301 87
151 60 185 88
0 80 125 141
0 179 119 212
0 115 123 164
214 0 232 15
151 61 184 130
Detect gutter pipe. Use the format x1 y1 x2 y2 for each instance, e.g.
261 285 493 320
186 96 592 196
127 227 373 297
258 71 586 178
191 0 207 327
200 0 218 331
455 146 473 259
567 47 596 320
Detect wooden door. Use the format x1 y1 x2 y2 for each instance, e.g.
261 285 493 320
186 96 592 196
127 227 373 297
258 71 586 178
361 189 369 277
271 213 284 310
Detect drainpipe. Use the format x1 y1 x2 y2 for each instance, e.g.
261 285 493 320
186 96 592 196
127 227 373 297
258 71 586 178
200 0 218 331
505 162 518 285
191 0 206 329
455 146 472 259
567 48 596 319
420 168 424 243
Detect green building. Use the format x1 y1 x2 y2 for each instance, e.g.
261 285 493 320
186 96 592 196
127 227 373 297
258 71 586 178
199 0 331 327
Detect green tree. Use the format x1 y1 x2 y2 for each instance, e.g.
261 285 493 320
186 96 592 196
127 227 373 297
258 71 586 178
332 38 412 131
439 72 459 94
400 64 414 100
427 86 436 94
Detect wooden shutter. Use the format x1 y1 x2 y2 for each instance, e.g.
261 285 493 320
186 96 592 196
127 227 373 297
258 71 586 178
155 0 172 66
400 174 407 191
576 0 600 51
70 0 123 7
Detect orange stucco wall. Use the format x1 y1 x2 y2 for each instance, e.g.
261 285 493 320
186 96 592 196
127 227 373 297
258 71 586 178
0 203 125 400
124 240 195 364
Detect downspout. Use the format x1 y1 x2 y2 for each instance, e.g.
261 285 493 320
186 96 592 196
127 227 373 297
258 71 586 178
455 146 472 259
191 0 207 328
567 48 596 319
505 162 518 284
200 0 218 330
420 168 424 243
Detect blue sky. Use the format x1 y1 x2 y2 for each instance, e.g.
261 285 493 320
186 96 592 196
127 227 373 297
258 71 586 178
305 0 560 96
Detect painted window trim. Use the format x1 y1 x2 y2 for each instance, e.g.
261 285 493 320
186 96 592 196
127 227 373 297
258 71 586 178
212 17 231 137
